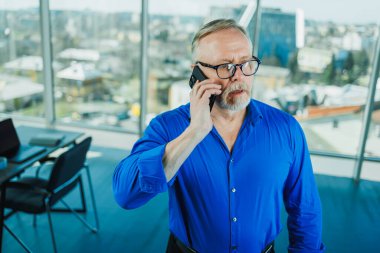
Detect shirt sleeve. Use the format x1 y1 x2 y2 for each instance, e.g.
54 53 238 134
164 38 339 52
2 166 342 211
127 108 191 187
283 118 326 253
112 116 169 209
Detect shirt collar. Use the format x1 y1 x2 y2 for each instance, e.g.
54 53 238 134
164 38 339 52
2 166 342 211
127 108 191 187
183 99 263 125
247 99 264 125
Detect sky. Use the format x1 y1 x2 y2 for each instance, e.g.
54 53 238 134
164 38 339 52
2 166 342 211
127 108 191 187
1 0 379 25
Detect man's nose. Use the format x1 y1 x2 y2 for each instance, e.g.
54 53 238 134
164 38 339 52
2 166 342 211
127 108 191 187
231 65 244 81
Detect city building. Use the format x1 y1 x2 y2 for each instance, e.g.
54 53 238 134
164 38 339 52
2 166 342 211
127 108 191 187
256 8 304 67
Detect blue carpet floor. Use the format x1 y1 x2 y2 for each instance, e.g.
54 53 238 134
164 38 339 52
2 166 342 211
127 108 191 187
3 146 380 252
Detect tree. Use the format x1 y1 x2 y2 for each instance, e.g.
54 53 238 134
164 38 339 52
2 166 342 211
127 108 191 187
288 50 303 84
343 51 354 72
288 51 298 77
353 50 369 75
322 55 336 85
341 52 355 84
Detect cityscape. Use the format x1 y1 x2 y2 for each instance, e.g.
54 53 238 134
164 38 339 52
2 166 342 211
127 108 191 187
0 3 379 156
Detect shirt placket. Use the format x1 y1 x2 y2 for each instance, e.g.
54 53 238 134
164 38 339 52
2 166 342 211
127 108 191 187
229 156 238 253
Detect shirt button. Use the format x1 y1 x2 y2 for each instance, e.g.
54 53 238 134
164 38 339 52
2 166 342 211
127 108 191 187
231 188 236 193
232 217 237 222
230 159 234 163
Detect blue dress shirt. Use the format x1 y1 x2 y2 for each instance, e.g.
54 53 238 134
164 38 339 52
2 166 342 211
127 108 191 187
113 100 325 253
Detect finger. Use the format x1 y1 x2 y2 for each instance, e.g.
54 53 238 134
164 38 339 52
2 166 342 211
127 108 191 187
192 81 202 95
201 89 222 100
196 83 222 91
192 79 218 91
196 84 222 98
190 87 220 103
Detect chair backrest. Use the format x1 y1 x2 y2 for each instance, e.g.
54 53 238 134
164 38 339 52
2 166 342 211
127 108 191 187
47 137 92 195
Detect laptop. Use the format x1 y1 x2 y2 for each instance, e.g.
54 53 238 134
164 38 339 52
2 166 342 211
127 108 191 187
0 118 46 163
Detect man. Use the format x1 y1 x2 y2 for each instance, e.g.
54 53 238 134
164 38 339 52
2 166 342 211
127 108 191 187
113 19 325 253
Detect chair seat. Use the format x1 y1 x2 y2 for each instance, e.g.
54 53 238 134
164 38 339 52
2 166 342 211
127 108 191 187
3 137 98 253
5 177 49 214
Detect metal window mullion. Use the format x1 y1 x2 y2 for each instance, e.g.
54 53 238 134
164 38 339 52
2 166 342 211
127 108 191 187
139 0 149 136
353 26 380 183
252 0 261 57
40 0 55 126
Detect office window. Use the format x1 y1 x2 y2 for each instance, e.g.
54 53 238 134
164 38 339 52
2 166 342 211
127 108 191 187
295 28 378 156
362 70 380 180
50 0 141 132
251 1 378 157
366 70 380 158
0 1 44 118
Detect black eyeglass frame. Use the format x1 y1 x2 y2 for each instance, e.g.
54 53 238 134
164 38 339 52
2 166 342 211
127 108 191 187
195 56 261 79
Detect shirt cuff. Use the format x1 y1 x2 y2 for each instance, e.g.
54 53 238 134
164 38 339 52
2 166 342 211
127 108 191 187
138 144 168 193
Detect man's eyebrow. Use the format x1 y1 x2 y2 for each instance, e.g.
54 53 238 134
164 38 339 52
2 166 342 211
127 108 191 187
218 58 233 63
219 56 252 63
239 56 252 61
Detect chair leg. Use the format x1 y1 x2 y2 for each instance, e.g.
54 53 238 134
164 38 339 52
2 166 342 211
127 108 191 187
35 164 43 178
85 165 99 230
33 215 37 227
4 224 33 253
59 199 97 233
45 200 58 253
78 176 87 213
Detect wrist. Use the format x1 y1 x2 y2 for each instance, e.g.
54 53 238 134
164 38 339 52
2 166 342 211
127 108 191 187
186 124 209 142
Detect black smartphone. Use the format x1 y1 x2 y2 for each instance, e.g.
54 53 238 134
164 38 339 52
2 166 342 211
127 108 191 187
189 66 216 111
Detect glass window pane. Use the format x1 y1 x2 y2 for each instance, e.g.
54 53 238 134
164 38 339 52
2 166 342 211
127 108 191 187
366 68 380 158
0 1 44 118
50 0 141 132
254 1 378 157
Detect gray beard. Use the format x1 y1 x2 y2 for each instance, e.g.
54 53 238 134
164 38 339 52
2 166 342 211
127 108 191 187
216 82 251 111
216 95 250 111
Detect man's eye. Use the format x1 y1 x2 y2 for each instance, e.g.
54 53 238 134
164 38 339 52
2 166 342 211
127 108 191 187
218 64 229 70
225 64 235 70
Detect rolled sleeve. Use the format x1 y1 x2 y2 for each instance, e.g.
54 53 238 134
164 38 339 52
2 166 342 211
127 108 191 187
138 144 168 193
113 115 171 209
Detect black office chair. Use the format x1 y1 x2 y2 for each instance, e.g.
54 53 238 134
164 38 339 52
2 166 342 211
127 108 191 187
4 136 99 253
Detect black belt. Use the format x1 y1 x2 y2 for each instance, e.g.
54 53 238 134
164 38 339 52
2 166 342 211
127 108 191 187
173 235 197 253
262 241 275 253
172 234 274 253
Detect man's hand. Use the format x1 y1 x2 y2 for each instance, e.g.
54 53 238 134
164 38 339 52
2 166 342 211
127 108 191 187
189 79 222 137
162 79 221 182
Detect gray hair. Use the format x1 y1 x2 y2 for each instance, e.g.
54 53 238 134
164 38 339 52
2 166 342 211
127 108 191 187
191 19 251 61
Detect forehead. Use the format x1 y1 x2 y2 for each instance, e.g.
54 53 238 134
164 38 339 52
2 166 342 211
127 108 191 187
196 28 252 63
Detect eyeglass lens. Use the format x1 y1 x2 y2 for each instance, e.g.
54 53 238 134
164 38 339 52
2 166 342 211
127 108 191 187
217 60 259 78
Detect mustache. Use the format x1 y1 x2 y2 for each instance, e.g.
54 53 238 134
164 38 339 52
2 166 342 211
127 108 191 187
222 82 249 94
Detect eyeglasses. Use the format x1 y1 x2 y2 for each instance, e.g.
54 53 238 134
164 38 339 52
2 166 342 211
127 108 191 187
196 56 261 79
